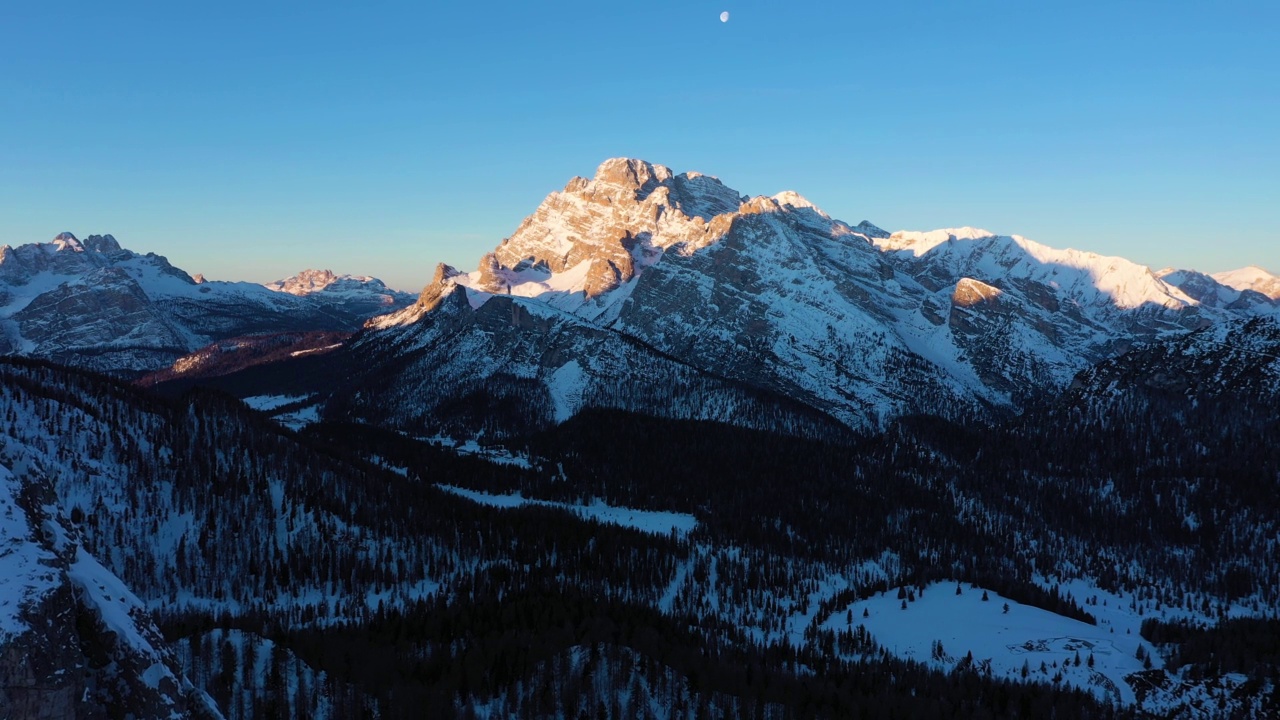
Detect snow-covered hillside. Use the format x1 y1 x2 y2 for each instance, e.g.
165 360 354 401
0 460 221 718
824 580 1269 717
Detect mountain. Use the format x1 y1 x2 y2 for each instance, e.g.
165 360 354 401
1065 315 1280 405
190 158 1272 438
265 268 416 318
1210 265 1280 301
0 233 412 375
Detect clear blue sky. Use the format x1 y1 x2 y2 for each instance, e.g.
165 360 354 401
2 1 1276 291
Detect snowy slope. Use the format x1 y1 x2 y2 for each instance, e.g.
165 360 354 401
826 582 1150 705
0 461 222 718
824 579 1274 716
340 281 847 438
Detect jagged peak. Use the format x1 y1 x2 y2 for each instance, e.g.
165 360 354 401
853 220 890 239
51 232 83 252
82 234 122 253
593 157 674 190
771 190 827 217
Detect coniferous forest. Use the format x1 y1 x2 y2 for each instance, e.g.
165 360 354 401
2 349 1278 717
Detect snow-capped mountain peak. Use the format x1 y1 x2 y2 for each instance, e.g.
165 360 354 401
873 227 999 256
0 233 415 374
266 268 376 295
50 231 83 252
771 190 829 218
1212 265 1280 300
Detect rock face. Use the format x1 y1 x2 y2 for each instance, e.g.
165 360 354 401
0 234 409 375
0 459 222 719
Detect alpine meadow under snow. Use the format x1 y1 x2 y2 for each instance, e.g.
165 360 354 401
1 158 1279 718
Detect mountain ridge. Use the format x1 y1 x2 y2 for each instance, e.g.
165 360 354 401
0 232 413 375
300 157 1275 436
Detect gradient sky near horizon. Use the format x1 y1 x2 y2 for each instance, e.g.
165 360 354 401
2 1 1276 291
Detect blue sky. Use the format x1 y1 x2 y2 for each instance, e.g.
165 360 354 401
2 1 1276 291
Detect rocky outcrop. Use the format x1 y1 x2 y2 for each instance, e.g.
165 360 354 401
489 158 746 299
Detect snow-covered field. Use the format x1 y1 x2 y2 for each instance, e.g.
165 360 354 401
437 485 697 537
242 395 310 411
824 581 1154 705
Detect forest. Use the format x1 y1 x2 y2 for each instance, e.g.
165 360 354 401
1 355 1277 717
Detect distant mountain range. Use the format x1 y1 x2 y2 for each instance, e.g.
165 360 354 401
0 232 413 375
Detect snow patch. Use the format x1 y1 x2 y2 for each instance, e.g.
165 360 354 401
546 360 587 423
242 395 310 411
437 485 697 537
826 581 1152 705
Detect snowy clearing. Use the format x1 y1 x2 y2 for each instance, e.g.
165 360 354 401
825 581 1154 705
242 395 310 411
437 485 696 537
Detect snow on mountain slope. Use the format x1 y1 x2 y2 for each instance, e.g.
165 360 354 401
0 460 221 718
876 229 1195 311
1066 316 1280 403
1157 266 1279 315
0 233 405 374
870 228 1229 400
339 278 848 438
1211 265 1280 301
354 160 1001 430
823 579 1268 715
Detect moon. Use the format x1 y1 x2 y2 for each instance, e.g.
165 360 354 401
720 11 729 22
